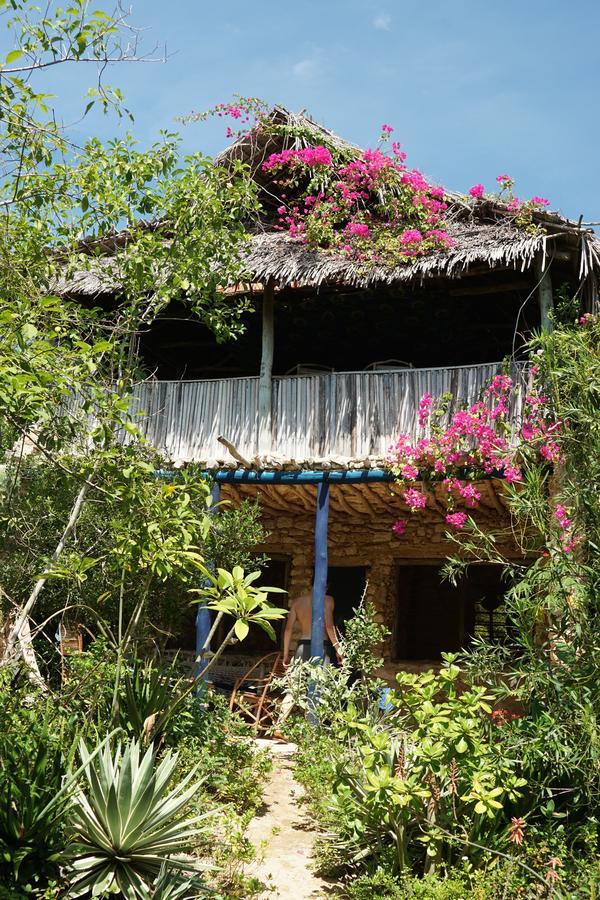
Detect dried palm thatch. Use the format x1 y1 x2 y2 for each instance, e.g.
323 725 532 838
57 106 600 298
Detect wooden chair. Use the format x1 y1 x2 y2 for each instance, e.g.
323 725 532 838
229 651 286 733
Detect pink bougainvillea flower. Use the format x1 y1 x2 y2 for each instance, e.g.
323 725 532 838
507 197 521 211
381 123 394 133
417 393 433 428
403 488 427 511
469 183 485 198
401 463 419 480
496 174 512 183
345 221 371 237
458 482 481 507
400 229 423 244
503 465 523 484
530 196 550 207
555 504 572 531
446 511 468 529
392 519 407 535
297 145 333 166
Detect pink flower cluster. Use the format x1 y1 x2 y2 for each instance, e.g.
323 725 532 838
555 504 578 554
263 145 333 171
467 176 551 215
446 512 468 529
417 392 433 428
578 313 597 326
403 488 427 511
261 126 452 265
388 372 568 548
401 229 423 244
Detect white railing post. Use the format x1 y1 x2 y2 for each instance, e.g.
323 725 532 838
258 280 275 454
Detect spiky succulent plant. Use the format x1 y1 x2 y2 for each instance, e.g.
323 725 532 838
66 738 208 899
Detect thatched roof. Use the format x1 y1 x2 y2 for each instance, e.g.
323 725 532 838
243 224 545 289
58 106 600 297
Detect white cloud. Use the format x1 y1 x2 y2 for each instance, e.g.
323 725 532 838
292 57 319 81
373 12 392 31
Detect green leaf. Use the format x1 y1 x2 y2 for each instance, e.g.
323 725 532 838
234 619 249 641
5 49 24 64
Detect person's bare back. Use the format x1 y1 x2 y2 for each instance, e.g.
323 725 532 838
282 590 341 666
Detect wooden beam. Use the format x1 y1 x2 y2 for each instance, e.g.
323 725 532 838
258 279 275 453
536 256 554 333
217 435 252 468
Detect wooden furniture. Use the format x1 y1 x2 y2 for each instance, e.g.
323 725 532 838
229 651 286 733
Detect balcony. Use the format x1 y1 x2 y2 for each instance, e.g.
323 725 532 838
130 361 525 465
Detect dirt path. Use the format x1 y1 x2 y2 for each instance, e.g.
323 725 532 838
246 739 334 899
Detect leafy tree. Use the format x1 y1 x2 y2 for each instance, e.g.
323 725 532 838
0 2 261 680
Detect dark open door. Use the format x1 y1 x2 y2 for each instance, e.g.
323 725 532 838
327 566 369 637
394 564 507 660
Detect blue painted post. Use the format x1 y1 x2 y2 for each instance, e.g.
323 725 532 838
308 479 329 722
195 481 221 682
310 478 330 662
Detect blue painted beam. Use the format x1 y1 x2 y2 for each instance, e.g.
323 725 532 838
310 480 330 662
212 468 394 484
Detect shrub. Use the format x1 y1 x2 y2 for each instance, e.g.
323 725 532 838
65 738 208 899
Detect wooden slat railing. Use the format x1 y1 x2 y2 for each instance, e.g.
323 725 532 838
130 362 526 463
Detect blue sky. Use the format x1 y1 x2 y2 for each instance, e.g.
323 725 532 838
13 0 600 221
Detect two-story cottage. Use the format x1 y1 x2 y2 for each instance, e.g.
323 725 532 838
63 107 600 680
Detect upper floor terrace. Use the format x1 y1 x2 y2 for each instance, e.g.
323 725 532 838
130 360 526 467
59 107 599 470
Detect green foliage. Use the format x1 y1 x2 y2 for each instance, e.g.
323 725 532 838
446 317 600 827
192 565 287 644
119 658 190 745
289 658 528 881
66 738 208 899
273 600 389 729
344 869 473 900
0 711 73 889
341 598 389 675
204 499 269 574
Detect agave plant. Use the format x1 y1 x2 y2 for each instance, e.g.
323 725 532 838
120 657 189 745
66 738 209 899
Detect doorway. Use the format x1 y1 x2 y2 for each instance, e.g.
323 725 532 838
327 566 369 637
394 563 507 660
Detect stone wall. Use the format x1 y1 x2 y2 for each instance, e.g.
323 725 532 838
221 479 521 676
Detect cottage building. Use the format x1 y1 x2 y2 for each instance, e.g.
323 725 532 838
63 108 600 680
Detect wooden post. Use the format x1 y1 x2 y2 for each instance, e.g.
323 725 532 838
258 280 275 453
536 256 554 333
310 479 330 661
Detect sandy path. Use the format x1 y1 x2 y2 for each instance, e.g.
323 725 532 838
246 739 334 899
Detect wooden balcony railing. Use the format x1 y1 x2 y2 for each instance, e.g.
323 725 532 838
130 362 525 463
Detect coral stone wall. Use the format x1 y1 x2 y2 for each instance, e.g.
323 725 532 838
221 480 520 677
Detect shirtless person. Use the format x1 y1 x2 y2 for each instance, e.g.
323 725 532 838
282 586 342 667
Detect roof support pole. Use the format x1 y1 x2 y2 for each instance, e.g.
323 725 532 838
194 480 221 684
308 478 329 723
536 255 554 333
258 279 275 454
310 479 329 662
